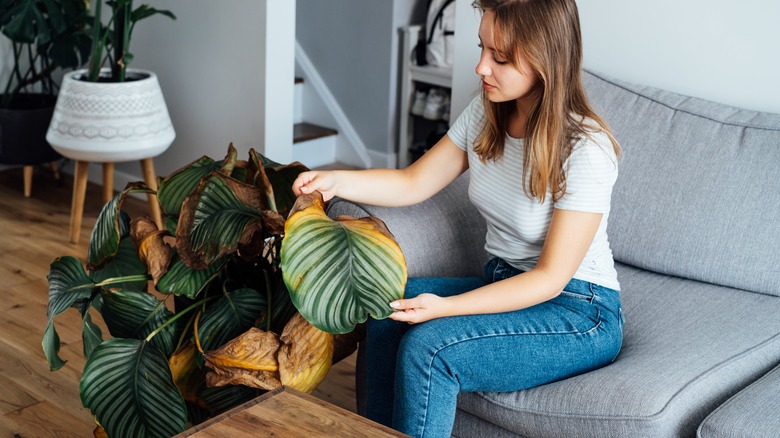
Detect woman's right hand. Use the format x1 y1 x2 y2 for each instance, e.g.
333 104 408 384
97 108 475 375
292 171 339 201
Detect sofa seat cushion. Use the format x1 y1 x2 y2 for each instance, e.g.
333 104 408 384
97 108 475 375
455 263 780 438
697 362 780 438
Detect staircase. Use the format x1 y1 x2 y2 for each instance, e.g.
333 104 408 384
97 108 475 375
293 76 341 169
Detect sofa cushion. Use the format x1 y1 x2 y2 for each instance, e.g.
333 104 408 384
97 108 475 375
327 172 488 279
455 263 780 437
697 362 780 438
583 71 780 296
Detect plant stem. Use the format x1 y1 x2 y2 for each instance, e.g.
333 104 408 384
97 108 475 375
95 274 150 287
146 296 217 342
88 0 104 81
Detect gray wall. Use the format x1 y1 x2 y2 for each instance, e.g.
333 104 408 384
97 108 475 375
577 0 780 114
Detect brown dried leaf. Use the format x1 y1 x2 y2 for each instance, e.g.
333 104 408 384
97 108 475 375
278 312 334 394
130 217 172 285
203 327 282 391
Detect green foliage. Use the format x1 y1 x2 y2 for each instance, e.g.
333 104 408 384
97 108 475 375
0 0 90 107
44 144 408 436
85 0 176 82
44 145 310 437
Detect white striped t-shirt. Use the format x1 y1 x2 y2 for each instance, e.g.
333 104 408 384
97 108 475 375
448 96 620 290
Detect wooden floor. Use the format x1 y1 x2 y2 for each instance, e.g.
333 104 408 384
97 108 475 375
0 165 357 437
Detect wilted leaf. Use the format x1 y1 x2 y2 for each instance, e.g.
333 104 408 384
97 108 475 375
281 192 407 334
203 327 281 390
278 313 333 394
176 172 283 269
247 149 309 216
131 217 172 284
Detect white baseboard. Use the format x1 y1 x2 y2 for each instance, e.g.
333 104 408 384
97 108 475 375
367 149 398 169
293 136 337 169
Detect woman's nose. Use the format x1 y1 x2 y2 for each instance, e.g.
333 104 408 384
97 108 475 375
475 55 491 77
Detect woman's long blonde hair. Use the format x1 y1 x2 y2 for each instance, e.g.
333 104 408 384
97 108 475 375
473 0 620 203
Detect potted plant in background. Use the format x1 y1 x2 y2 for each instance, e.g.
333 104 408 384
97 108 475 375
45 0 178 243
43 144 407 437
0 0 90 196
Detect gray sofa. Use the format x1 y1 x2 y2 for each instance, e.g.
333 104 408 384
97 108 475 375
327 70 780 437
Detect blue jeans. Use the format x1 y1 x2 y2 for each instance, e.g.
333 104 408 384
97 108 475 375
364 257 624 437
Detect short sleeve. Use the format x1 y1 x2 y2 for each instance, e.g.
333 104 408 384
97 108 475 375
555 133 619 214
447 96 482 152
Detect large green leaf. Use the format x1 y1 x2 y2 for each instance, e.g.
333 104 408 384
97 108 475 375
197 288 265 351
101 290 178 356
90 237 148 291
156 252 225 299
43 256 95 370
280 193 407 334
175 172 284 269
88 183 154 270
80 338 186 438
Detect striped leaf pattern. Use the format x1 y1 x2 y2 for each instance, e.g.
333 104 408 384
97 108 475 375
176 173 267 269
80 338 187 438
157 156 220 215
101 290 178 356
88 183 154 270
156 252 225 298
280 193 407 334
44 256 96 370
89 237 148 292
197 288 266 351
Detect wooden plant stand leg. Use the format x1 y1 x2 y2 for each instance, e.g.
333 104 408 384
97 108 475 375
140 158 163 230
102 162 115 203
23 165 33 198
70 160 90 244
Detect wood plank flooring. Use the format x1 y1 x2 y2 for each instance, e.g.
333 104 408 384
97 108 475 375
0 165 357 437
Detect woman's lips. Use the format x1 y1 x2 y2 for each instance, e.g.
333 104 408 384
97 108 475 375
482 81 495 90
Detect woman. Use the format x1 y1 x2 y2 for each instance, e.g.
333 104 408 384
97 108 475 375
292 0 624 436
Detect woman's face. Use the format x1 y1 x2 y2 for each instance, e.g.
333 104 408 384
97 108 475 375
475 11 538 105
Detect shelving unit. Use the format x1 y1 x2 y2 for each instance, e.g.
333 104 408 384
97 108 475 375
397 25 453 168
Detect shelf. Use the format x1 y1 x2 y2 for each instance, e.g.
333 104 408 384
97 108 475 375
409 64 452 88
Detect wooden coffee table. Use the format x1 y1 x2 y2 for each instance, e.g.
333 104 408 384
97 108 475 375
176 386 407 437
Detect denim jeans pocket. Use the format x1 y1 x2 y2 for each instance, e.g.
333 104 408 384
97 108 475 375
558 278 595 303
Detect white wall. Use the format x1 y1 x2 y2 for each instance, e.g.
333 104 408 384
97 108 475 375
576 0 780 114
112 0 294 183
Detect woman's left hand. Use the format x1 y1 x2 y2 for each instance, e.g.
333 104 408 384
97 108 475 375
388 293 451 324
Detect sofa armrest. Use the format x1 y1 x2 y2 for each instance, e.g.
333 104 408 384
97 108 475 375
325 172 487 278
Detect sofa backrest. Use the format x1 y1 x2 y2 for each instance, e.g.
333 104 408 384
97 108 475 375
583 70 780 297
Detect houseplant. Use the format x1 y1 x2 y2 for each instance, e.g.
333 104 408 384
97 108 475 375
44 0 178 242
0 0 90 183
43 144 407 437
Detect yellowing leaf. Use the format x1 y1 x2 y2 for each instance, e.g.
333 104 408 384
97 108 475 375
281 191 407 333
168 343 204 404
278 313 334 393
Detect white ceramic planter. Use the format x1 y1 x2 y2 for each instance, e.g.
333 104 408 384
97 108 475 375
46 68 175 162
